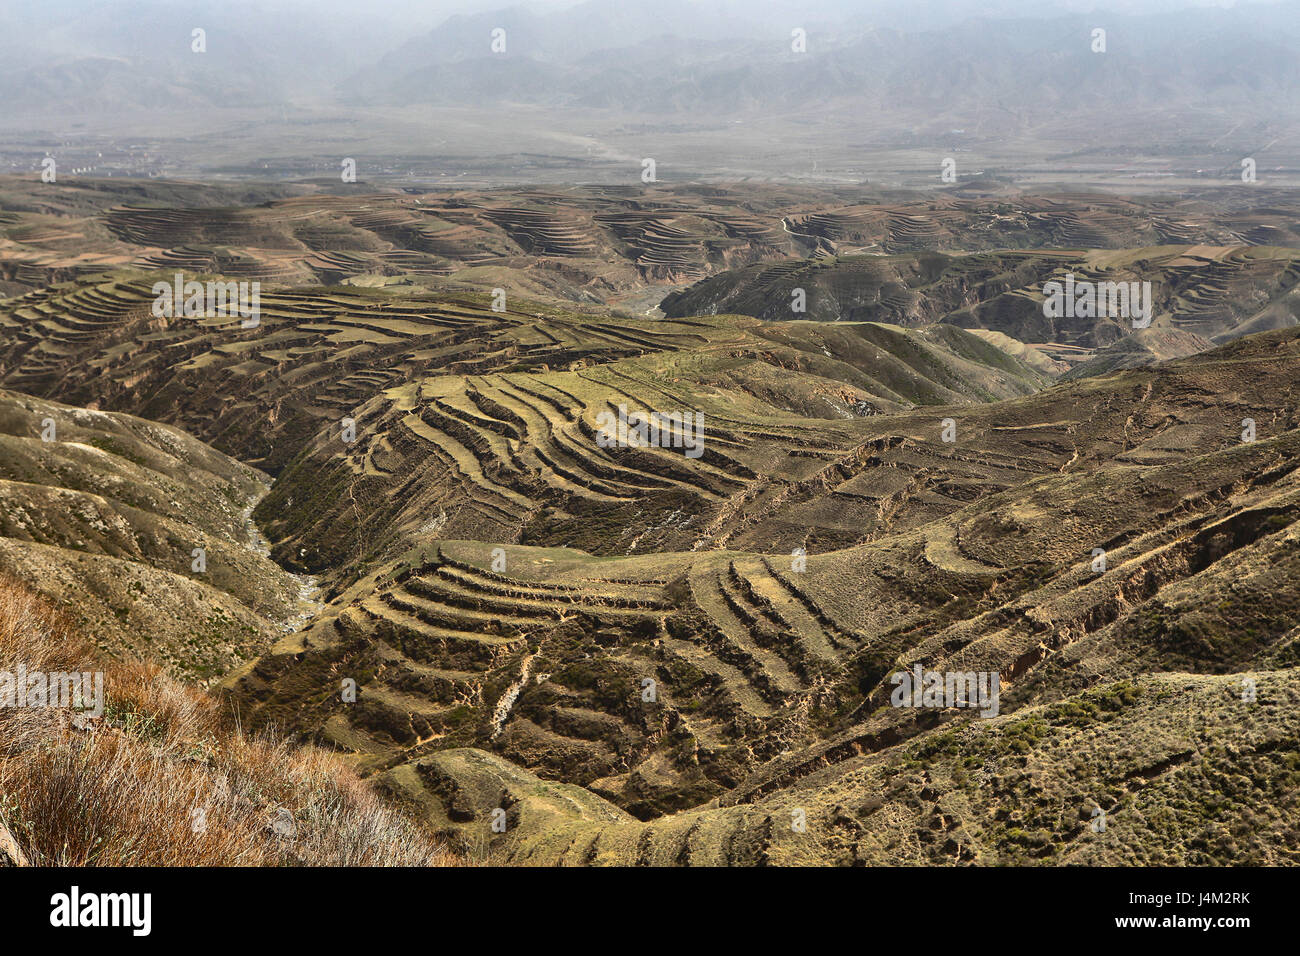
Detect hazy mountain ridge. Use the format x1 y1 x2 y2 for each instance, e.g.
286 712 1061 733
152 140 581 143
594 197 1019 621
5 2 1299 132
348 6 1300 113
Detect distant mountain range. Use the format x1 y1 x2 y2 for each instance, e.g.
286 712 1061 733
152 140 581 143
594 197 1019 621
345 2 1300 114
3 0 1298 119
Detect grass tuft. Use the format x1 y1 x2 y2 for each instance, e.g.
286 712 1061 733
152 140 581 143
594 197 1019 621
0 574 458 866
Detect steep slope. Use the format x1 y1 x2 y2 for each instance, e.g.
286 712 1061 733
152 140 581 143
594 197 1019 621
1059 327 1213 381
0 575 453 866
0 388 309 680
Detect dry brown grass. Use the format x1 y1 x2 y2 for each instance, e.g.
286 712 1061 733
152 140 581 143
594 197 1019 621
0 575 458 866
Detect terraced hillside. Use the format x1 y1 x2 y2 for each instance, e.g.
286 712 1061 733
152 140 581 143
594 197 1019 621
387 667 1300 865
0 389 308 680
0 275 1047 482
1058 328 1213 381
221 327 1300 864
0 275 715 472
6 177 1300 308
662 246 1300 363
247 316 1050 583
4 186 1300 866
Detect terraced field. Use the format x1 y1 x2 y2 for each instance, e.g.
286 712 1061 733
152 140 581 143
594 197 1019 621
3 180 1300 867
247 316 1051 579
6 177 1300 310
0 271 1050 484
0 276 723 472
662 246 1300 361
221 328 1300 863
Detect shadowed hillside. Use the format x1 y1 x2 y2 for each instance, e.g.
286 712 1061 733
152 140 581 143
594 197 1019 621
0 389 310 680
661 247 1300 364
